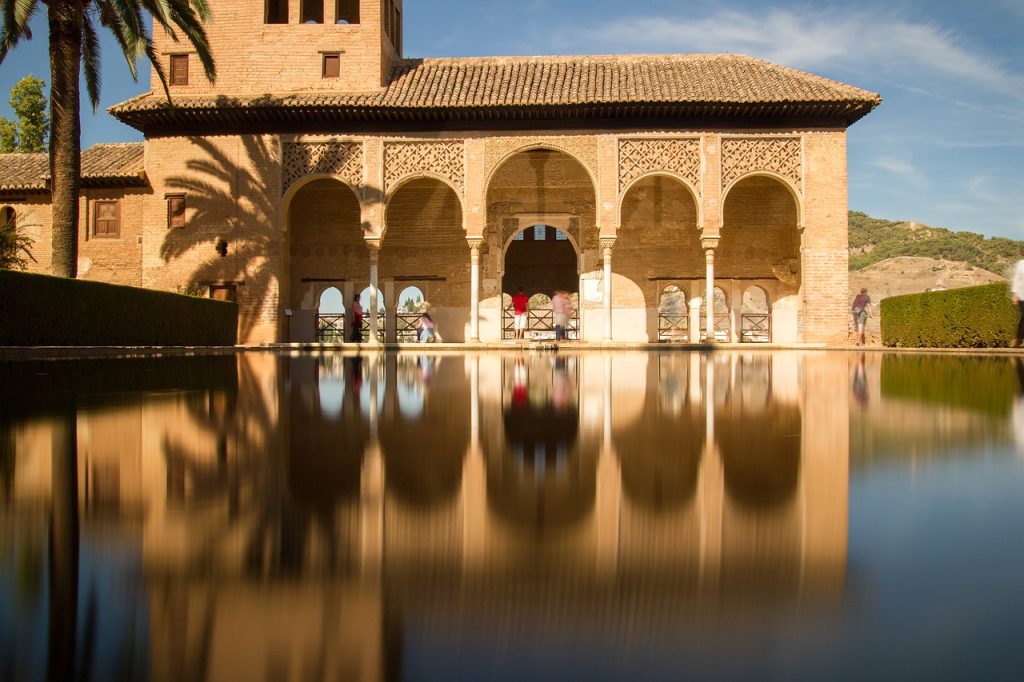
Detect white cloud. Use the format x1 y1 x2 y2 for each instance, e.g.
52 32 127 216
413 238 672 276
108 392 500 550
555 8 1024 102
966 176 999 203
870 155 926 187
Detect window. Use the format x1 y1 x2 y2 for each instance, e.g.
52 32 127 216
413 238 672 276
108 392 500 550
322 53 340 78
335 0 359 23
170 54 189 86
209 284 237 302
533 225 547 240
513 231 524 241
301 0 323 23
266 0 289 23
167 195 186 229
93 200 120 238
555 230 569 241
0 206 14 231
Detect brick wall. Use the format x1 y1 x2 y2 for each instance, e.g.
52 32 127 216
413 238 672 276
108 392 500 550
150 0 399 95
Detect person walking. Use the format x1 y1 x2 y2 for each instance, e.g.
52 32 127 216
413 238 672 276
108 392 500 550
851 288 872 346
552 290 572 342
512 287 529 340
418 302 437 343
1011 259 1024 347
350 295 364 343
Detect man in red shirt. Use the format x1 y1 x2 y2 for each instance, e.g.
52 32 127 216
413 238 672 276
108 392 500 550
512 287 529 340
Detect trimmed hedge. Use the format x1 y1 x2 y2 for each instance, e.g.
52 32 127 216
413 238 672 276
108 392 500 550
0 270 237 346
881 282 1016 348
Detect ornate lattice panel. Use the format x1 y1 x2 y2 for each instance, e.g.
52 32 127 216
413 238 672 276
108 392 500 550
282 142 362 194
618 138 701 194
384 141 465 195
721 137 802 192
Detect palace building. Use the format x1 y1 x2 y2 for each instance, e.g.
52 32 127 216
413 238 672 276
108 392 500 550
0 1 880 345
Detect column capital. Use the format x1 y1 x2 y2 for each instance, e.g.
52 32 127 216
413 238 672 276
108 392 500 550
701 236 720 252
466 236 485 252
365 238 381 254
599 235 617 253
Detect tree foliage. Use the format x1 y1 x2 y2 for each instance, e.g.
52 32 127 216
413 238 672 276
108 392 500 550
849 210 1023 275
0 1 216 278
0 75 47 152
0 209 35 270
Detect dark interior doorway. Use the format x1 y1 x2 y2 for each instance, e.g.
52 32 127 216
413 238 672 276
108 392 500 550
502 225 578 340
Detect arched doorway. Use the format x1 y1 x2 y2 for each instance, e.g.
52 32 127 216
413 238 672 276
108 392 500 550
381 178 467 341
395 285 426 342
501 225 579 340
741 286 772 342
617 174 701 341
720 175 800 342
316 286 345 342
658 284 689 342
485 148 597 341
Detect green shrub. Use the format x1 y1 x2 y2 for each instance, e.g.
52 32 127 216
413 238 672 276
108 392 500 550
0 270 237 346
880 282 1017 348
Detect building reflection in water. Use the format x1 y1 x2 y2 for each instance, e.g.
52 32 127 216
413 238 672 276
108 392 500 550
0 351 849 680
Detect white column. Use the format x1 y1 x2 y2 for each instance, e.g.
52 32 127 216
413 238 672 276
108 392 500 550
469 239 482 342
702 237 719 342
602 239 615 342
368 245 380 344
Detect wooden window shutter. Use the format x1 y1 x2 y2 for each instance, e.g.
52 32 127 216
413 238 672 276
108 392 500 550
209 285 237 302
170 54 189 86
323 54 340 78
167 195 186 229
94 201 120 238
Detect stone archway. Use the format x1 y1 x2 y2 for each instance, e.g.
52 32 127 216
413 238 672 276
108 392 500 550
720 175 800 342
501 224 579 340
286 178 366 342
485 148 597 341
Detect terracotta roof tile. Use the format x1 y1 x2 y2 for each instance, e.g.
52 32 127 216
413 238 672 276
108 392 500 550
0 142 145 192
110 54 881 128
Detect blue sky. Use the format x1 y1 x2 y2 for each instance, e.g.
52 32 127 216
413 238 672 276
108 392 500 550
1 0 1022 238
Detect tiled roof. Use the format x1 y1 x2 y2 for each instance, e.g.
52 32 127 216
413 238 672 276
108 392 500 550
111 54 881 130
0 142 145 192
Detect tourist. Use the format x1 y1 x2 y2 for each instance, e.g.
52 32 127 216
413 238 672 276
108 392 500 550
418 303 437 343
851 288 872 346
1011 259 1024 347
512 287 529 340
350 296 364 342
552 290 572 342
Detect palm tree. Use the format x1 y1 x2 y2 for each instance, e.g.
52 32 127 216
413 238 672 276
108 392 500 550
0 1 215 278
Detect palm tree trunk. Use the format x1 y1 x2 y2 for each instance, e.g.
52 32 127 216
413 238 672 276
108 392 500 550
47 2 83 279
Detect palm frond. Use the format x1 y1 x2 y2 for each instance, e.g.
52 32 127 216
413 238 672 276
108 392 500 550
0 0 38 63
139 0 178 41
81 11 103 111
144 38 172 102
163 0 214 81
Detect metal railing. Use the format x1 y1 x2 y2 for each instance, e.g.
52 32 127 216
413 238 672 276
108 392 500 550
740 313 771 343
396 313 422 342
502 306 579 340
698 312 731 342
657 313 689 342
316 314 345 342
359 312 386 343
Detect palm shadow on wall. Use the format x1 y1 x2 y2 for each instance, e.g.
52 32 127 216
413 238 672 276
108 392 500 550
161 135 279 341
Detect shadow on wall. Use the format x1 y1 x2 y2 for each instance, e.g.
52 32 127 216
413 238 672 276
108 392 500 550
161 136 280 342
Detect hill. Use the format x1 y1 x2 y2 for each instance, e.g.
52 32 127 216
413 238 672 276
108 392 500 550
848 211 1023 277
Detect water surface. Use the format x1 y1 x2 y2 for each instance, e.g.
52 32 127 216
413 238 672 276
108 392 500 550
2 351 1024 681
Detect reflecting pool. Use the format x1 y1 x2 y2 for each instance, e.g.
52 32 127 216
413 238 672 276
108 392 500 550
2 351 1024 680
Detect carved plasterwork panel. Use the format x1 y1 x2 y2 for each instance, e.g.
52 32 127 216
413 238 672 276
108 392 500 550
618 138 701 195
721 137 802 193
282 142 362 194
484 136 599 186
384 141 465 196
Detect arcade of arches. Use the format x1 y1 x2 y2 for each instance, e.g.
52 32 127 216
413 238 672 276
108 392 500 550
275 133 843 345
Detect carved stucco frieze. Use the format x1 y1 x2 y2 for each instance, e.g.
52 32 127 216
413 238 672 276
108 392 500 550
721 137 802 193
483 136 599 185
384 141 465 196
618 138 701 195
282 142 362 194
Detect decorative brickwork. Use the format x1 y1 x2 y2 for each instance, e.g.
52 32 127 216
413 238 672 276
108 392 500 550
485 137 599 187
721 137 802 193
384 141 465 196
618 138 701 196
282 142 362 194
